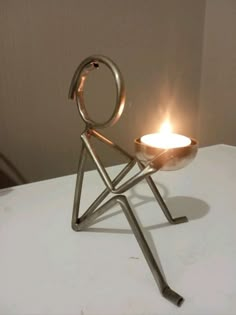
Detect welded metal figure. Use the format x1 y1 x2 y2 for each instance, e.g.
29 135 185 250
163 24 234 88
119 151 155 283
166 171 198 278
68 55 188 307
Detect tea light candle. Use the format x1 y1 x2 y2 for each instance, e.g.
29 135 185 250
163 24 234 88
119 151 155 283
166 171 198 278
141 121 191 149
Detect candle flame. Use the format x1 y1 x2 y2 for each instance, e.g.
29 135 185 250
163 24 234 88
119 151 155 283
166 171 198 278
141 118 191 149
159 120 172 134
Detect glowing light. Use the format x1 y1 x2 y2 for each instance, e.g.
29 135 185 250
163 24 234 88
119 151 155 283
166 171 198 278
159 120 172 134
141 120 191 149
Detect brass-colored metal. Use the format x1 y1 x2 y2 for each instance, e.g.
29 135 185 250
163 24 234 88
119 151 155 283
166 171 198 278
69 55 199 307
135 137 198 171
68 55 125 129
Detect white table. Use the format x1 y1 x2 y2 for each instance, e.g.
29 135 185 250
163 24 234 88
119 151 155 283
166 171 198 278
0 144 236 315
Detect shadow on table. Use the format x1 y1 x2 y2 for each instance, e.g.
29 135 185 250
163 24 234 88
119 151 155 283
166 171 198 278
145 195 210 230
166 196 209 221
84 186 210 234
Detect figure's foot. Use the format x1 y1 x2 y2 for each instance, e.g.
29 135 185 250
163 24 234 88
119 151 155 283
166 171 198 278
172 216 188 224
71 218 82 231
162 286 184 307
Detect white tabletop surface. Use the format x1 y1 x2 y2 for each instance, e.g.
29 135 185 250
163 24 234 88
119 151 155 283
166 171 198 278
0 144 236 315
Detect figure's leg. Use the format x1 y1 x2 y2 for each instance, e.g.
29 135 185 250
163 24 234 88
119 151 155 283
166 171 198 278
76 194 184 306
79 159 136 222
72 143 87 230
116 195 184 306
72 158 136 231
138 162 188 224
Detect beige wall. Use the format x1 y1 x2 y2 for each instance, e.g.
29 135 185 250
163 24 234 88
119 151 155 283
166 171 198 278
198 0 236 146
0 0 205 184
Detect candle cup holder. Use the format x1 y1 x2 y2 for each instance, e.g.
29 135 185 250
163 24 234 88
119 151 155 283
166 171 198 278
135 137 198 171
69 55 198 307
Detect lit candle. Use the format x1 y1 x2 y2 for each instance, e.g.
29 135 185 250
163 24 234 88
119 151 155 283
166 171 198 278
141 120 191 149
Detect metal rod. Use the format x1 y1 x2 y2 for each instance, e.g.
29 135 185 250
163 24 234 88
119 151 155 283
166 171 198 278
116 195 167 288
75 196 116 230
72 142 87 228
81 132 113 191
79 159 136 222
111 164 157 194
81 131 164 194
116 195 184 307
138 161 188 224
91 129 134 160
111 150 175 194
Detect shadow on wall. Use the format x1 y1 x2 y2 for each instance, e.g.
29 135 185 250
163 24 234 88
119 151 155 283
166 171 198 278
0 153 27 189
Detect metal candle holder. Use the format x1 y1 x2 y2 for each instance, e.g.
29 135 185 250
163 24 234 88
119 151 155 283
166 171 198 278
68 55 198 307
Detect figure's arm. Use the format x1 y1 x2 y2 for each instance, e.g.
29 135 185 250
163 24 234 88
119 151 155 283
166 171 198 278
82 131 173 194
111 149 173 194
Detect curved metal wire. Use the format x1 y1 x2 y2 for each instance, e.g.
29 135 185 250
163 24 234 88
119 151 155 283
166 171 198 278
68 55 125 129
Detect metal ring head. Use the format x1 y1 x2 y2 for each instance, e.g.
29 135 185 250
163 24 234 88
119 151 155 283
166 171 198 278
69 55 125 129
